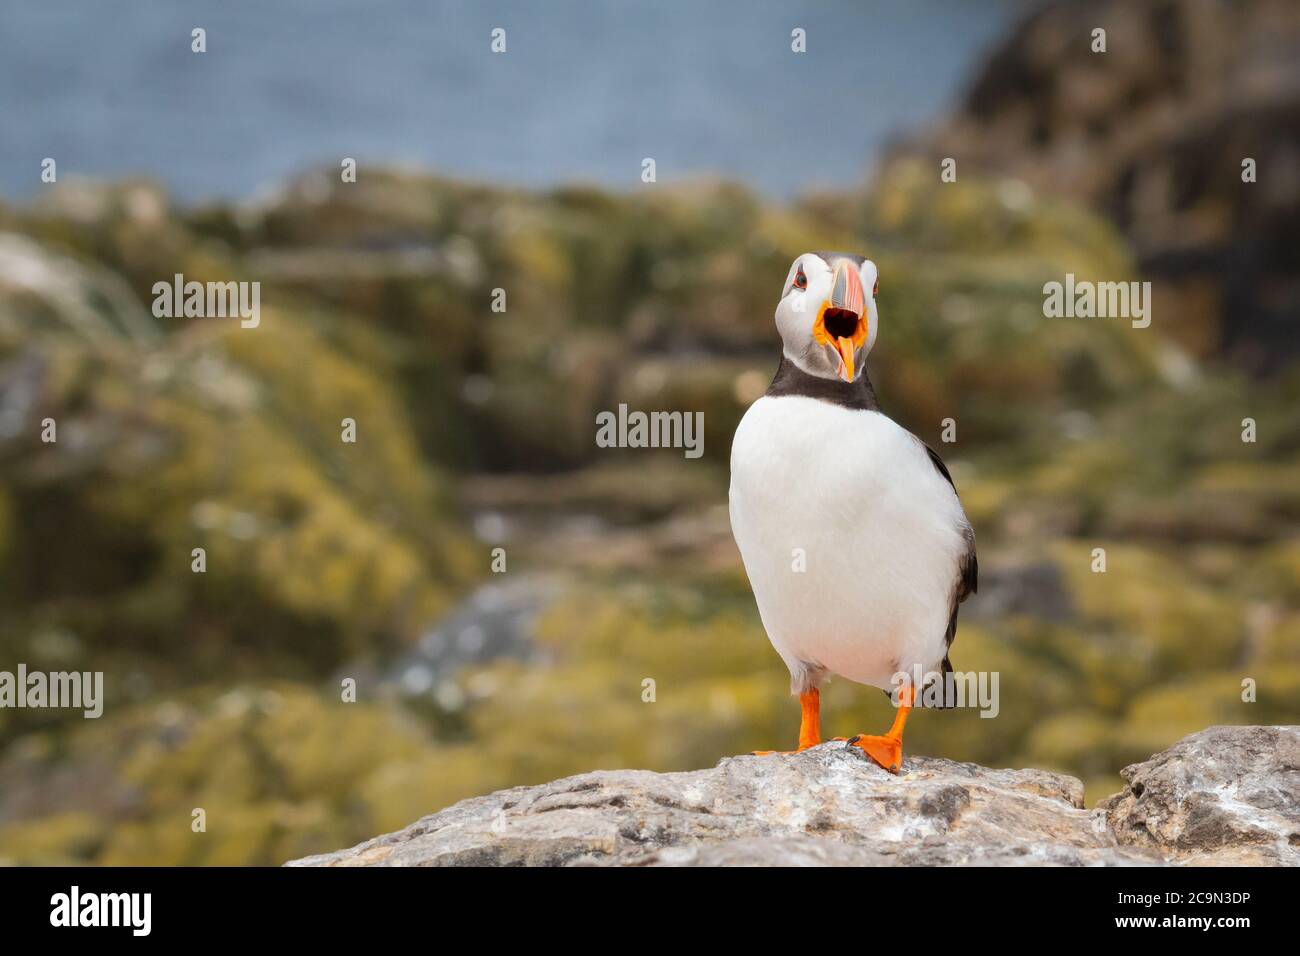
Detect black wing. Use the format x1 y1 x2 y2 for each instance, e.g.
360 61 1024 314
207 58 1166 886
919 440 978 683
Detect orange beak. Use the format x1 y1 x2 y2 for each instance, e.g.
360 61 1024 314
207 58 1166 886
812 261 867 382
834 333 857 384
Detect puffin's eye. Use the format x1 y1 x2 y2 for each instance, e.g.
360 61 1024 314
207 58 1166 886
793 267 807 290
872 277 879 297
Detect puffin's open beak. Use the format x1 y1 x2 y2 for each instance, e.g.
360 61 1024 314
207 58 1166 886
813 261 867 382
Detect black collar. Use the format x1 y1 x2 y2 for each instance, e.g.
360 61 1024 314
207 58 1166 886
764 354 880 411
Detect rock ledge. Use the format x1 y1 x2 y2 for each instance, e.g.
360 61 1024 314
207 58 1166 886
288 726 1298 867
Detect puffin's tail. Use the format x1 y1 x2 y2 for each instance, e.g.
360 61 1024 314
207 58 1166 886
879 659 958 710
931 656 957 710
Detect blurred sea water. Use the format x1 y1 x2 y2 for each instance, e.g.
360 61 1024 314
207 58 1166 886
0 0 1024 201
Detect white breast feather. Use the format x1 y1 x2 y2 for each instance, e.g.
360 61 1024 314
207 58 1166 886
729 395 971 692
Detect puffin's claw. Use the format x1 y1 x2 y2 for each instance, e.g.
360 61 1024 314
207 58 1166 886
845 684 914 774
847 733 903 774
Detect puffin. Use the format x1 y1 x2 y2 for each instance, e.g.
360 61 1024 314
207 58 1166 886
728 251 977 773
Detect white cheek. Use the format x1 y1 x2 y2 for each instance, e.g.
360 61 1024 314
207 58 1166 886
812 275 834 305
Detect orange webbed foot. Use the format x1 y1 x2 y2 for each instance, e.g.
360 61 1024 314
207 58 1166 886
753 689 823 756
847 733 903 773
751 743 819 756
846 684 914 774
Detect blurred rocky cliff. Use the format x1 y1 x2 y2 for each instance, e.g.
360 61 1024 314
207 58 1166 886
901 0 1300 371
3 160 1297 865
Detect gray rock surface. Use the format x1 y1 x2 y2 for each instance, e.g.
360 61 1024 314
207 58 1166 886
1099 725 1300 866
287 725 1297 867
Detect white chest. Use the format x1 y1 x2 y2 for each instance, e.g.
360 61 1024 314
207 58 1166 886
728 395 969 689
